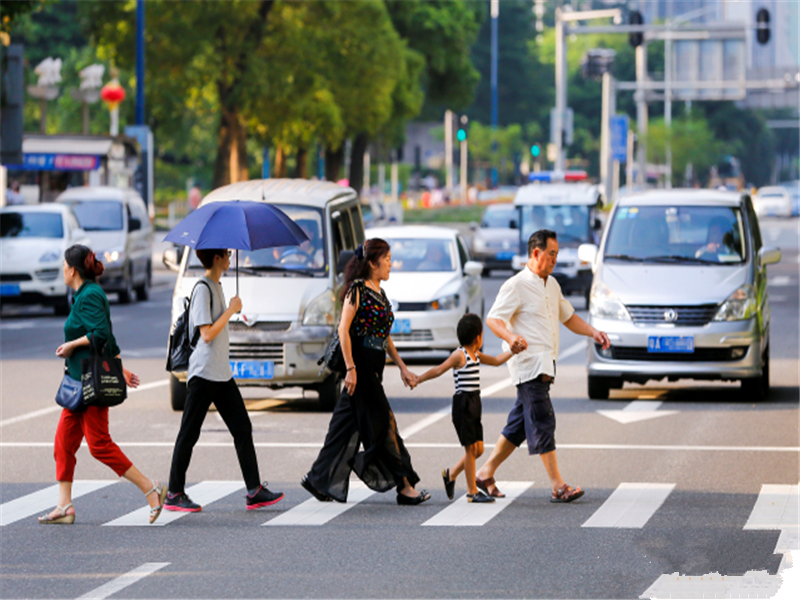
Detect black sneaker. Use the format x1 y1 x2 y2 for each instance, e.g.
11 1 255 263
246 483 284 510
442 468 455 501
467 490 495 503
301 475 333 502
163 492 202 512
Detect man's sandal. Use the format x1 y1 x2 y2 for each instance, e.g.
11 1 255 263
476 476 506 498
38 503 75 525
146 480 168 524
550 484 584 503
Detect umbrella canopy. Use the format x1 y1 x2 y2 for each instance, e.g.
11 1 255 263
163 200 308 250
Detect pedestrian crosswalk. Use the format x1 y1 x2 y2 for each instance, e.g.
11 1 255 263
2 479 798 537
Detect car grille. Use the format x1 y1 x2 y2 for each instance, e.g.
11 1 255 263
602 345 747 362
229 321 291 333
0 273 32 282
626 304 718 326
397 302 429 312
35 268 60 281
229 342 284 363
391 330 434 342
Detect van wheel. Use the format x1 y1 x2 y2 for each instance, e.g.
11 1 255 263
587 375 611 400
316 375 342 411
170 374 187 411
118 266 135 304
135 263 151 301
741 347 769 400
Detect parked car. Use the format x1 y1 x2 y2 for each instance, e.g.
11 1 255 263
57 186 153 303
1 204 90 315
754 186 792 218
777 180 800 217
469 203 518 276
579 189 780 400
163 178 364 411
365 225 484 352
511 182 604 305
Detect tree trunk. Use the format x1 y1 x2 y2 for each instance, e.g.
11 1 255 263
294 147 308 179
213 106 249 188
325 145 345 182
349 133 369 196
273 145 287 178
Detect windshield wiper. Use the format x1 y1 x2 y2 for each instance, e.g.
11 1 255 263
647 255 718 265
558 233 584 242
604 254 645 262
247 265 316 277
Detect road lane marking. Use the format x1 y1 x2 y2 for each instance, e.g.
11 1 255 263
103 480 244 526
265 480 374 526
582 482 675 528
0 379 169 428
769 275 793 287
0 480 118 526
400 406 451 439
597 400 679 424
744 483 799 533
422 481 532 527
75 562 169 600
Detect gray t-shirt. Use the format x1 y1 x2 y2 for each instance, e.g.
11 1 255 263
188 276 232 383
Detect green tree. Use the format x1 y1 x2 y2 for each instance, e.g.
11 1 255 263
646 115 725 187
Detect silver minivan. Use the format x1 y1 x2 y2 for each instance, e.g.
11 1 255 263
57 186 153 303
163 179 364 411
579 189 781 400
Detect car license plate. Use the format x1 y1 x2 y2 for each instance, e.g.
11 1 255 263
648 336 694 353
0 283 21 297
495 251 515 261
390 319 411 335
230 361 274 379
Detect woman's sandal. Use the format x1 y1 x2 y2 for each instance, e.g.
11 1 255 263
476 476 506 498
146 480 168 524
38 503 75 525
550 484 584 503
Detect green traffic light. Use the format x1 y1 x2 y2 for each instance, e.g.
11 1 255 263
456 129 467 142
531 144 540 158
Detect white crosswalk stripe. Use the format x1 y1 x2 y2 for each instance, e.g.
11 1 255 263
582 482 675 529
743 483 799 571
422 481 533 527
103 480 244 527
265 481 374 526
0 480 118 526
76 562 170 600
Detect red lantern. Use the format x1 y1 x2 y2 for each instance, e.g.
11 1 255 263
100 80 126 111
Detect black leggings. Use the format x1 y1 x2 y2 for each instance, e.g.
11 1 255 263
168 377 260 493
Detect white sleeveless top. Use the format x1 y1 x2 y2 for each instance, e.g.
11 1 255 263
453 347 481 393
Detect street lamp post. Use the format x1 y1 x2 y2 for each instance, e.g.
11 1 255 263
490 0 499 188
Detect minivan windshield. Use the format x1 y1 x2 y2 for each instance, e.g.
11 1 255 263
385 238 456 273
604 205 746 265
481 206 516 228
519 204 590 245
185 204 327 277
67 200 124 231
1 212 63 238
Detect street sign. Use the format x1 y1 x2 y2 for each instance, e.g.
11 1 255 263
610 115 628 162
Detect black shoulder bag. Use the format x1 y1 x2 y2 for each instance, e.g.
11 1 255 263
81 333 127 408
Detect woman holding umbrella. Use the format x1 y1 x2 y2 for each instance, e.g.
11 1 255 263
302 238 430 505
164 247 284 512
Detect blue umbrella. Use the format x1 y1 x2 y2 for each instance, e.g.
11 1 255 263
164 200 308 295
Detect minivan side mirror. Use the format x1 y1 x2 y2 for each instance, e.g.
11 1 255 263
337 250 354 275
509 219 518 230
128 217 141 232
163 248 180 272
469 221 478 231
578 243 598 265
464 260 483 277
758 246 781 268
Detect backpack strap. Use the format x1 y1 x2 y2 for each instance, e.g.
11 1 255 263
189 280 214 348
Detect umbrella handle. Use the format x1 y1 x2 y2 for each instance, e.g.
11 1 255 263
236 249 239 305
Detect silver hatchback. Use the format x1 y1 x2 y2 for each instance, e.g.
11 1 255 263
579 190 781 400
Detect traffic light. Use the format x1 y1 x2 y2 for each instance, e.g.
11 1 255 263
456 127 467 142
756 8 770 45
530 144 541 158
628 10 643 48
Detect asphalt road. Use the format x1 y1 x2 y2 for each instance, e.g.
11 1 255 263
1 219 798 600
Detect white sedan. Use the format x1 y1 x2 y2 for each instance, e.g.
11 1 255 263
755 186 792 218
366 225 484 351
1 204 90 315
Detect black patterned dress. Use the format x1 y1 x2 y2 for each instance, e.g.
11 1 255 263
305 279 421 502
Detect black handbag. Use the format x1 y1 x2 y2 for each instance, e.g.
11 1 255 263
317 331 345 376
55 368 85 412
81 333 127 407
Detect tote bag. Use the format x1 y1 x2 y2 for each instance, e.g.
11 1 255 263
81 333 127 407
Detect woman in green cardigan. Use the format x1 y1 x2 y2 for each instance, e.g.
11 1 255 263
38 245 167 525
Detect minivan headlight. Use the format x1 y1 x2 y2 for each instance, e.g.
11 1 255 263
589 281 631 321
303 290 336 326
103 249 125 264
713 284 757 321
431 294 459 311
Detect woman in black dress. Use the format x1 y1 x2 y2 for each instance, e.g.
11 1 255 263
302 238 430 505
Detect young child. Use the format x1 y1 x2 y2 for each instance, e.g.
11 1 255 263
412 313 515 503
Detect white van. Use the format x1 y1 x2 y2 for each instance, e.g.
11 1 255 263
163 179 364 411
511 182 604 305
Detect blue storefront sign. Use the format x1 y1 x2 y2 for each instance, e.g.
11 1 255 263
7 153 101 171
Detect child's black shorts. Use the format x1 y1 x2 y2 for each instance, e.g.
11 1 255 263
452 390 483 447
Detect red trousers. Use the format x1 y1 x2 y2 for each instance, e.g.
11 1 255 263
54 406 132 482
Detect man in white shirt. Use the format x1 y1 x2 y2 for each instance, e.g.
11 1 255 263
476 229 610 503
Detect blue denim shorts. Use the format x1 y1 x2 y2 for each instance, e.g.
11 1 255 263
500 379 556 455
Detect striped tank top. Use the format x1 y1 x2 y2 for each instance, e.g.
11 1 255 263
453 347 481 393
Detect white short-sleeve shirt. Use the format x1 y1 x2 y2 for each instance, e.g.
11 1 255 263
487 266 575 385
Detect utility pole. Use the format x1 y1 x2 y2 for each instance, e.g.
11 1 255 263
635 44 648 187
490 0 499 188
600 72 616 202
444 109 453 197
459 115 468 205
626 129 635 189
135 0 145 125
554 7 567 172
664 21 673 189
